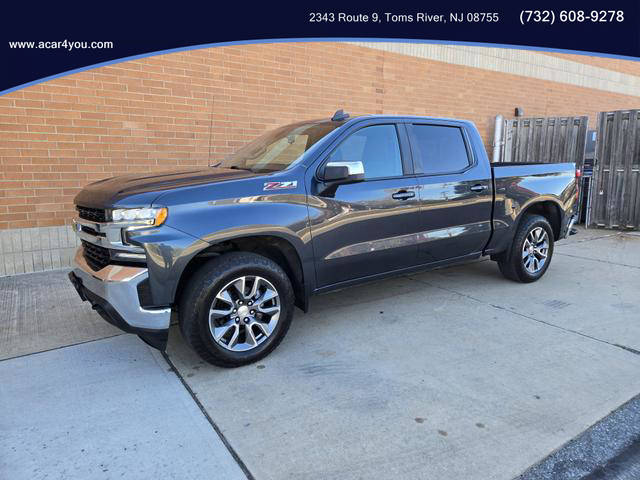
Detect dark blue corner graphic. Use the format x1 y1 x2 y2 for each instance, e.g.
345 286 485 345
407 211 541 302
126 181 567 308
2 3 639 94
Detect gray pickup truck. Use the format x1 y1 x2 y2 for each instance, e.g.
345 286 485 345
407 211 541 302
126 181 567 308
68 111 578 367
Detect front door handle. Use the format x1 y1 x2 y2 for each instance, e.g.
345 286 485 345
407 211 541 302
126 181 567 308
470 184 489 192
392 190 416 200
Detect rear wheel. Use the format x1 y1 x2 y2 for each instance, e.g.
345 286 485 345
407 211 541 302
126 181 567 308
497 214 554 283
179 252 294 367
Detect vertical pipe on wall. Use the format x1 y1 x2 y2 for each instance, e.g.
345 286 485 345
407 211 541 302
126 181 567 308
492 114 504 163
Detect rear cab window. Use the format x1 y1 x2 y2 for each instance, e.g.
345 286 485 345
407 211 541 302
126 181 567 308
408 124 472 175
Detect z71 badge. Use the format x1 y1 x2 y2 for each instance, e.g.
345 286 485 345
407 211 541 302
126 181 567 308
263 181 297 191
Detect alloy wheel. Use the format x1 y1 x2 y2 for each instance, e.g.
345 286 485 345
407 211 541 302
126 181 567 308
522 227 549 274
208 275 280 352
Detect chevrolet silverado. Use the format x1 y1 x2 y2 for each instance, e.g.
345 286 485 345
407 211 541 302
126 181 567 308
68 111 578 367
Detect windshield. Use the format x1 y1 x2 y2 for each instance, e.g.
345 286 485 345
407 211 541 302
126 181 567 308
217 120 342 173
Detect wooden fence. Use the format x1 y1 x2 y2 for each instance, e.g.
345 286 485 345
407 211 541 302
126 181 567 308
500 116 589 167
589 110 640 229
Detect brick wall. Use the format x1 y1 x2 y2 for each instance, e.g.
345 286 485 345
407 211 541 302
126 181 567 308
1 42 640 233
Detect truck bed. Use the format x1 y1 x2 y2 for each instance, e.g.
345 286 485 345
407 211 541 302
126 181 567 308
486 161 577 254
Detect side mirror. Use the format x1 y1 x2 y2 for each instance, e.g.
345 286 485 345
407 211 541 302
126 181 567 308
322 161 365 183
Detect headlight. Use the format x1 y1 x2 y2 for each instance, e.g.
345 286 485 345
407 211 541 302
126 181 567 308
111 207 168 226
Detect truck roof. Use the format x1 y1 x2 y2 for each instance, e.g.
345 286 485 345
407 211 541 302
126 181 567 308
329 113 476 128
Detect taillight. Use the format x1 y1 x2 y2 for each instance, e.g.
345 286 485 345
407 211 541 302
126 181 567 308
575 168 581 202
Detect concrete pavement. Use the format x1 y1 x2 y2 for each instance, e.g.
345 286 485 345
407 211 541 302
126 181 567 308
409 228 640 351
0 270 119 360
167 230 640 479
1 226 639 479
0 335 246 480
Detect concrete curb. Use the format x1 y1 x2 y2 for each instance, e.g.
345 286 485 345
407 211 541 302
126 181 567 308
518 392 640 480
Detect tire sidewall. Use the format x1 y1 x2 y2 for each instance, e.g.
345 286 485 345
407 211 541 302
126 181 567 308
194 261 294 364
515 217 554 282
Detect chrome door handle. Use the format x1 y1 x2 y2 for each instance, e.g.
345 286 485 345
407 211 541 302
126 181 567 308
470 184 488 192
392 190 416 200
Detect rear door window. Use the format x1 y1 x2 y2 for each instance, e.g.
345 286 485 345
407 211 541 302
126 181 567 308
409 125 471 175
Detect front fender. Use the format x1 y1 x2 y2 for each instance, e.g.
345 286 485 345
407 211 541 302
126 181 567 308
126 225 211 306
130 194 315 306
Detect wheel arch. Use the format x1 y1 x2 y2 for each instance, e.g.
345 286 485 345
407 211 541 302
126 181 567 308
490 198 564 261
516 198 564 241
175 233 309 312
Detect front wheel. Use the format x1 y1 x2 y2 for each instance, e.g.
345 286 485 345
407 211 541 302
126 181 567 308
179 252 295 367
497 214 554 283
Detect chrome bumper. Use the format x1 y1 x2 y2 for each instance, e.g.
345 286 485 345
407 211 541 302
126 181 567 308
70 248 171 333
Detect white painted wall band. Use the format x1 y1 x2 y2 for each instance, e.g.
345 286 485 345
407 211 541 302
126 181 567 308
351 42 640 98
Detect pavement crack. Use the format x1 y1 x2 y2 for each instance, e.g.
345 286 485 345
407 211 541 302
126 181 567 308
615 344 640 356
0 333 124 363
554 252 640 270
559 232 622 245
161 351 256 480
406 275 638 356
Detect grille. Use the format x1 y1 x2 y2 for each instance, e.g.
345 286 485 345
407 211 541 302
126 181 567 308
77 206 109 223
81 240 111 271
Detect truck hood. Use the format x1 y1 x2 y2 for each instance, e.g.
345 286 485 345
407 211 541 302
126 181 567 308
74 167 257 209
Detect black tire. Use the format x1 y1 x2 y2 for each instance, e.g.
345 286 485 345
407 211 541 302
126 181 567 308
497 214 555 283
179 252 294 367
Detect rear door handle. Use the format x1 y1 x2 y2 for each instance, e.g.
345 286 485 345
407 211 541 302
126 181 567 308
470 184 488 192
392 190 416 200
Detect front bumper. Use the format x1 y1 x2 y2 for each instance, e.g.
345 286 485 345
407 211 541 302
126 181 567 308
68 248 171 349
